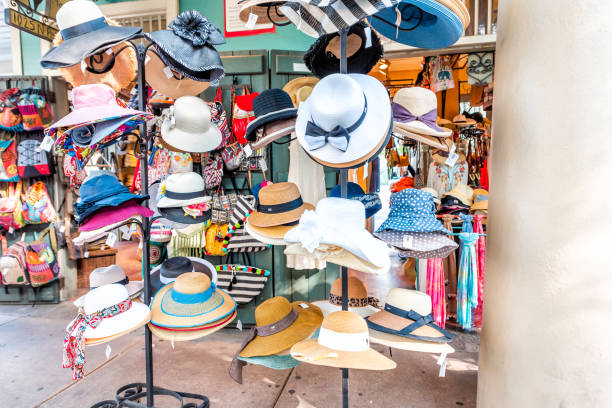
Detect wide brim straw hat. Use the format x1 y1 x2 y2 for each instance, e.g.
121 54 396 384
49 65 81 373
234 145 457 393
374 230 458 259
284 243 390 275
290 311 396 370
240 299 323 357
248 182 314 227
369 329 455 354
148 310 236 341
145 51 210 99
238 0 289 25
282 77 319 107
245 222 290 245
311 276 381 318
150 272 237 328
250 117 297 150
470 199 489 212
392 87 452 138
451 114 477 128
150 256 218 295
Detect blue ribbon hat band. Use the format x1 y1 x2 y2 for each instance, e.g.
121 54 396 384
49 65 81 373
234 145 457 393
171 281 216 304
61 17 109 41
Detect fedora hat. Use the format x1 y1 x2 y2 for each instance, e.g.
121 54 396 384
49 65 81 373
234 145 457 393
40 0 141 69
146 11 225 83
375 230 458 259
290 311 396 370
145 51 210 99
74 265 143 307
156 172 210 208
238 0 289 25
392 87 452 137
149 256 217 295
470 194 488 213
284 198 390 268
148 181 210 228
442 183 474 206
282 77 319 107
304 22 383 79
452 114 477 127
150 272 236 328
245 89 297 142
161 96 222 153
148 310 237 342
366 288 454 343
295 73 392 169
284 243 390 275
250 117 297 150
230 296 323 383
329 182 382 219
63 284 151 379
377 188 449 234
368 0 466 49
312 277 381 318
247 182 313 233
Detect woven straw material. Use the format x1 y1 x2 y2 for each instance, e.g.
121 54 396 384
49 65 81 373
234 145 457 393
282 77 319 107
248 182 313 227
148 310 236 342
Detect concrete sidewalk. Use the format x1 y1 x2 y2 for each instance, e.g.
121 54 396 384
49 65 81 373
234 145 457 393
0 302 478 408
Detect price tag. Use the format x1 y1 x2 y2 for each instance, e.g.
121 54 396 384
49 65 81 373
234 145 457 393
100 245 106 251
438 359 447 377
364 26 372 48
105 344 112 360
163 66 173 79
130 223 138 234
237 319 243 331
171 336 175 350
299 303 310 309
138 241 143 249
80 60 87 73
445 151 459 167
59 225 65 233
84 251 90 258
243 144 253 157
402 235 414 249
105 232 117 248
105 48 113 55
38 135 54 152
245 13 258 29
8 226 14 234
145 55 151 65
437 352 447 365
259 158 268 172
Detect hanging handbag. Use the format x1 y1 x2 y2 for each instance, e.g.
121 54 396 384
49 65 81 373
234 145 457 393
168 151 193 174
209 87 234 150
202 152 224 189
0 181 24 231
231 86 258 145
223 195 269 253
17 87 54 131
63 153 86 187
0 89 23 132
221 143 244 171
22 181 58 224
215 264 270 304
211 188 237 224
0 240 28 285
25 225 60 287
17 132 54 178
167 221 210 258
239 144 267 172
205 223 229 256
0 136 19 182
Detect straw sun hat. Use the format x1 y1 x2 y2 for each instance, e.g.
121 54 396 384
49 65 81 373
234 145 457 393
291 311 396 371
282 77 319 107
149 310 237 342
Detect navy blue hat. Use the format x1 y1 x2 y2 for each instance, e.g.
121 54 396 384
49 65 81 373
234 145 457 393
74 173 147 223
377 188 449 234
245 89 297 142
329 182 382 219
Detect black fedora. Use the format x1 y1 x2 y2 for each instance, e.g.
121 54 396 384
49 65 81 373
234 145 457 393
150 256 217 295
304 22 383 79
245 89 298 142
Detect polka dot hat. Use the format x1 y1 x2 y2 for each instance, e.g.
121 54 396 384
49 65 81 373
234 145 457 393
377 188 449 234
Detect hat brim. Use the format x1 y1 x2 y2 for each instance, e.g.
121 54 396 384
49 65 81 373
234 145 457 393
161 118 222 153
245 107 298 142
85 311 151 346
72 215 143 246
296 74 391 168
239 1 289 24
369 0 464 49
50 107 147 131
311 300 379 319
239 302 323 357
374 230 458 259
148 310 236 341
282 77 320 107
74 281 144 308
77 193 148 223
470 201 488 212
250 118 296 150
83 302 151 339
394 120 453 138
150 257 218 295
290 339 396 370
157 207 212 225
40 26 142 69
238 353 302 370
150 282 236 328
369 329 455 354
245 223 289 245
144 50 211 99
378 216 449 234
283 243 388 275
366 309 452 343
156 195 211 209
248 202 313 227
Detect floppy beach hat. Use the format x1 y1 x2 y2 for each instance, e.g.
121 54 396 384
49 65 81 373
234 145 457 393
296 73 392 169
244 222 288 246
368 0 466 49
149 310 236 342
291 311 396 370
377 188 449 234
40 0 142 69
145 51 210 99
247 182 313 238
284 243 390 275
282 77 319 107
161 96 222 153
74 265 143 307
78 199 153 232
146 11 225 83
250 117 297 150
366 288 454 343
312 277 381 318
150 256 217 295
150 272 236 328
329 182 382 219
280 0 401 38
156 172 210 208
442 183 474 206
392 87 452 137
229 296 323 383
375 230 458 259
245 89 297 142
304 22 383 78
238 0 289 25
284 198 390 268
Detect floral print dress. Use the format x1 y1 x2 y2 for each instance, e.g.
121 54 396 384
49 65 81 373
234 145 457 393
427 160 468 197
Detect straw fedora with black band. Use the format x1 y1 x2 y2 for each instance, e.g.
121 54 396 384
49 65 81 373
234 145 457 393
161 97 222 153
245 89 297 142
74 264 143 307
149 256 217 295
230 296 323 383
282 77 319 107
291 310 396 370
304 21 383 78
295 73 392 169
312 277 381 318
238 0 289 25
40 0 142 69
392 87 452 137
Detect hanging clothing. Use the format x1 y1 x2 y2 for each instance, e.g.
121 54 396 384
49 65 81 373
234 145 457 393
286 253 326 270
426 258 446 328
288 139 326 205
472 214 486 327
427 160 468 198
441 215 457 319
457 232 479 330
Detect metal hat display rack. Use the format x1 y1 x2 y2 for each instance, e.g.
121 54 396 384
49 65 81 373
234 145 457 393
78 33 209 408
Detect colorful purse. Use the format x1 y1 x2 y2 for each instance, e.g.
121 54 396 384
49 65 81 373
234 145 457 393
211 189 237 224
25 226 60 287
223 195 269 253
22 181 58 224
430 56 455 92
0 89 23 132
17 87 54 131
167 222 210 258
17 132 54 178
215 264 270 304
202 153 224 189
0 240 28 285
0 137 19 182
231 86 258 145
208 87 234 150
0 181 24 231
205 223 229 256
221 143 244 171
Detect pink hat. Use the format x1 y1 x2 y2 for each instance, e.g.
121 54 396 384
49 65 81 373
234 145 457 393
79 199 154 232
49 84 147 129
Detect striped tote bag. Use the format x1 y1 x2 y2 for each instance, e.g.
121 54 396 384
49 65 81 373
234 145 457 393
223 195 270 253
216 265 270 305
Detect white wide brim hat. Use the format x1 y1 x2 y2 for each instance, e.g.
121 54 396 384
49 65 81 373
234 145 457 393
156 195 211 209
73 281 143 308
394 121 452 138
311 300 380 319
161 118 222 154
84 302 150 339
295 74 392 169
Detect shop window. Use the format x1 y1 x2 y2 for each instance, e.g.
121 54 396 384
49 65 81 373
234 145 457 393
0 3 16 74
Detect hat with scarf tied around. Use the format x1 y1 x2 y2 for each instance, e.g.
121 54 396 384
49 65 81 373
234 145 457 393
63 284 151 380
295 73 392 169
73 265 143 307
230 296 323 384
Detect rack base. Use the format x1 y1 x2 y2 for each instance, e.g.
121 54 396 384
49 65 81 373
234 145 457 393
90 383 210 408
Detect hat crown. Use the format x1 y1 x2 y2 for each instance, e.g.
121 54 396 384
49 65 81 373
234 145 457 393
255 296 293 327
330 277 367 300
306 74 366 132
164 171 205 194
388 188 436 218
84 284 129 315
56 0 105 31
171 96 213 134
258 182 301 206
393 87 438 117
329 182 365 200
316 197 365 227
173 272 211 295
385 288 432 316
89 265 126 287
253 89 294 117
79 173 127 200
322 310 368 334
72 84 117 110
160 256 193 278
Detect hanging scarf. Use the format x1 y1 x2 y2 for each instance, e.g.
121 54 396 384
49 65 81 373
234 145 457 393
426 258 446 328
473 214 486 327
63 299 133 380
441 214 458 319
457 232 479 330
460 214 473 233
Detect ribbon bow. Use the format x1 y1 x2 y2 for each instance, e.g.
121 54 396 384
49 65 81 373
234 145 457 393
70 124 95 147
304 122 350 152
392 103 444 132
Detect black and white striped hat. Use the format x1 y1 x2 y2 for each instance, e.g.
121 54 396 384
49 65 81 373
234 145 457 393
280 0 399 38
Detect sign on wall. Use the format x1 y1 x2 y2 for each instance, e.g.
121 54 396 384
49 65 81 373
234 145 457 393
3 0 67 42
224 0 275 38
